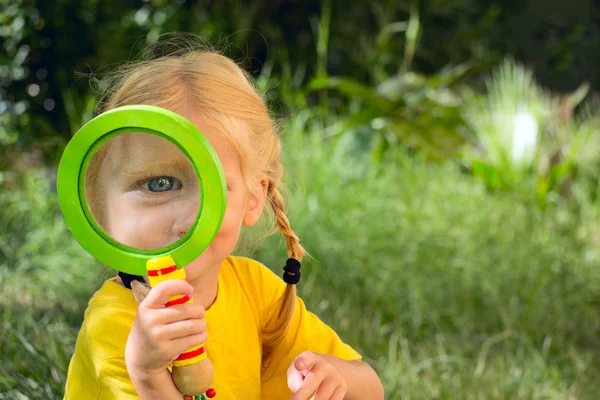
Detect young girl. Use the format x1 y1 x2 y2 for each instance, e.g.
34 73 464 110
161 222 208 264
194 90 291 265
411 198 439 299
64 47 384 400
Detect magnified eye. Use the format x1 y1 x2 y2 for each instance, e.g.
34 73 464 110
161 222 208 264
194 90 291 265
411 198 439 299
140 176 183 192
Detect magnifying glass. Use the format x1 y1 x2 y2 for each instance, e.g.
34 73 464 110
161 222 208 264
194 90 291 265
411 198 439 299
57 105 226 398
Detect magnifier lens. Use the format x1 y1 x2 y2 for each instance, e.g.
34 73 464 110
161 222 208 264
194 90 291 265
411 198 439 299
57 105 227 276
83 132 200 252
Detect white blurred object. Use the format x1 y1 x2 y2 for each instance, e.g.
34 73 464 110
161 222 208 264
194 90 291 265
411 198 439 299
511 108 538 165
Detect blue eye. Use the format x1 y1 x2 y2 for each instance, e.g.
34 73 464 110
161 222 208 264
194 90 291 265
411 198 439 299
141 176 182 192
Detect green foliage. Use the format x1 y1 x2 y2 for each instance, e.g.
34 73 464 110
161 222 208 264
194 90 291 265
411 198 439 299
2 2 600 398
308 65 473 161
3 0 597 169
462 58 600 207
0 0 43 169
0 0 276 167
0 308 81 398
0 170 104 398
306 4 474 161
2 120 600 398
253 120 600 398
0 170 101 308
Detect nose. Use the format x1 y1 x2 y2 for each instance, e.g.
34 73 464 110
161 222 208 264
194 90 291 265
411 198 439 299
172 196 200 239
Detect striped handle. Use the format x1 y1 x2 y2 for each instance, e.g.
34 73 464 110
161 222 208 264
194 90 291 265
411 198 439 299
146 256 208 367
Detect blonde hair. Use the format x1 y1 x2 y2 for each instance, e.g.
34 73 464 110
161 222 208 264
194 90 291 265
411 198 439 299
94 43 304 369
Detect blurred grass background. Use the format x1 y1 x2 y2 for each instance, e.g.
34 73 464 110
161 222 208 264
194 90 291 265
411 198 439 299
2 0 600 399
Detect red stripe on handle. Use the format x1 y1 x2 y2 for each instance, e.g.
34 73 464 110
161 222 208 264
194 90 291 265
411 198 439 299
175 345 206 361
165 294 191 307
147 265 178 276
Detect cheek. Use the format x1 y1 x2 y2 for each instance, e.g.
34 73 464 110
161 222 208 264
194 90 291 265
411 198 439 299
183 189 249 273
104 203 135 244
215 198 245 239
207 189 249 255
104 196 175 249
186 196 245 273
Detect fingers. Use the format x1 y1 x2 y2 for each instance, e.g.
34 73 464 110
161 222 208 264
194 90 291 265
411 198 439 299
151 302 205 325
170 332 209 356
142 279 193 309
289 352 348 400
290 352 320 400
294 371 347 400
313 378 338 400
136 280 206 346
290 372 319 400
161 317 207 340
287 361 305 393
329 386 346 400
294 351 318 374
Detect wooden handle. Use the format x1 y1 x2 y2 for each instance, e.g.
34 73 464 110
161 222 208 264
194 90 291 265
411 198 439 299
146 257 215 397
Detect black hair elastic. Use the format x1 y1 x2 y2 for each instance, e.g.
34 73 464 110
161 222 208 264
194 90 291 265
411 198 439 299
283 258 301 284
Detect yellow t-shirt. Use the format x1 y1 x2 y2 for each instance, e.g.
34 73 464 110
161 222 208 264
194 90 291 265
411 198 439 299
64 256 361 399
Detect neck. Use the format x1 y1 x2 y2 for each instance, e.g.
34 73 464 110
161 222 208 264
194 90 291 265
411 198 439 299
186 263 221 310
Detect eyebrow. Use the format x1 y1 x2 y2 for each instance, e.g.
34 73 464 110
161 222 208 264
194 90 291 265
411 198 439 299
113 157 196 178
109 133 196 177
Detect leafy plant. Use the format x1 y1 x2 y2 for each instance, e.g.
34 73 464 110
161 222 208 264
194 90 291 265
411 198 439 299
462 58 597 206
0 170 101 308
307 2 475 161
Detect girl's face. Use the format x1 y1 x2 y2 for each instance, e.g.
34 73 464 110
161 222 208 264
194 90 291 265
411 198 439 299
92 117 266 279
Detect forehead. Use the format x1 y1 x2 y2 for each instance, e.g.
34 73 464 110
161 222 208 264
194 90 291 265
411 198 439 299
185 113 243 173
98 120 242 179
102 132 191 171
119 132 182 155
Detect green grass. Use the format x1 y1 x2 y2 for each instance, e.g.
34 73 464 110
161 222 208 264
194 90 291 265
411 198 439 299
2 116 600 398
0 171 102 399
252 115 600 398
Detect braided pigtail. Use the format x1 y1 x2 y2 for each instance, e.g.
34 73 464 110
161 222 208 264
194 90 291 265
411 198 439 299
261 182 305 369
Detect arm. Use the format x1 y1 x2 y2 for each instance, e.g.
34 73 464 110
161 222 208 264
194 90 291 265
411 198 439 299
64 280 204 400
128 368 183 400
96 358 182 400
287 351 384 400
320 354 383 400
125 279 207 400
254 260 382 398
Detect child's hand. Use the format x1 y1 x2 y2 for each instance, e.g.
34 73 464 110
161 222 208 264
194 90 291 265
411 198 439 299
287 351 348 400
125 279 207 377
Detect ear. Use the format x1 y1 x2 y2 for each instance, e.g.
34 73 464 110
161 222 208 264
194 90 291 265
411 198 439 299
243 178 268 227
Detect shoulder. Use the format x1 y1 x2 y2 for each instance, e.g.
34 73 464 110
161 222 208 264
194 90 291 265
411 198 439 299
224 256 283 286
83 279 137 351
223 255 287 307
66 279 137 390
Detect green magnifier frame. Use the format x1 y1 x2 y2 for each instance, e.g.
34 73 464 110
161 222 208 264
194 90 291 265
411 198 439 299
57 105 227 276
